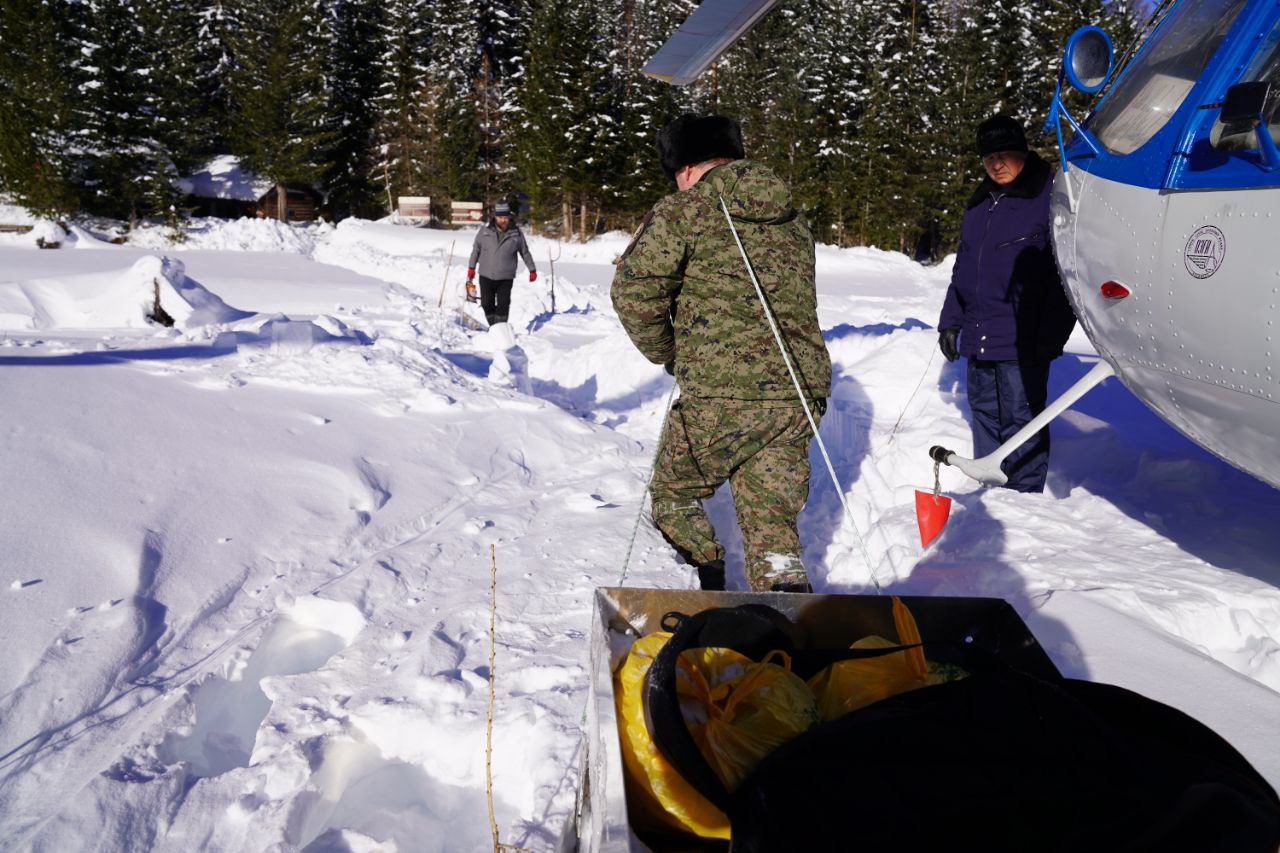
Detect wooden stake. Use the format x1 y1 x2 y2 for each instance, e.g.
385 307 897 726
548 244 561 315
437 239 457 308
486 543 501 849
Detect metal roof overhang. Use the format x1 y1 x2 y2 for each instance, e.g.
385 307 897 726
641 0 783 85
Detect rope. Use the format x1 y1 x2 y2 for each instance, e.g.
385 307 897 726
718 194 882 594
485 542 535 853
886 341 938 445
618 377 680 586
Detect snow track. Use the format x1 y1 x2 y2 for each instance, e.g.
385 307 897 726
0 218 1277 849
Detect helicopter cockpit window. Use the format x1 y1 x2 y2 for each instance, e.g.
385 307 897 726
1210 18 1280 151
1090 0 1248 155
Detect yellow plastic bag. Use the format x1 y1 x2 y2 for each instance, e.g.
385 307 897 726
807 596 966 722
684 647 819 792
616 632 729 839
615 633 819 839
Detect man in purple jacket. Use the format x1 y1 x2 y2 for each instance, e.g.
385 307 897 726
937 115 1077 493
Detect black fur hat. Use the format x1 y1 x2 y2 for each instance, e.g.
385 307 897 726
976 114 1028 157
656 114 745 180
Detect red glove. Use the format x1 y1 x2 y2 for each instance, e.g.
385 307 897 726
466 268 475 279
529 271 538 282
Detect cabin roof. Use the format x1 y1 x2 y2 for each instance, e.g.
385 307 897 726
175 155 274 202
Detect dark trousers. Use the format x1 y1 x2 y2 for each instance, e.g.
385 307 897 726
479 275 513 325
967 358 1051 493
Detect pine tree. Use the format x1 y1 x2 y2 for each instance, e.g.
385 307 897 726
0 0 82 216
508 0 576 231
75 0 180 225
326 0 383 218
843 0 940 253
804 0 874 246
370 0 432 214
195 0 236 155
919 3 986 254
608 0 694 226
477 0 530 204
702 0 824 241
225 0 336 220
1 0 1145 242
560 0 624 238
426 0 485 205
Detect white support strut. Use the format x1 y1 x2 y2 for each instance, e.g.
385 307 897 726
941 358 1116 486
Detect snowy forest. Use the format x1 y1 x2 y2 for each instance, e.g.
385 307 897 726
1 0 1140 256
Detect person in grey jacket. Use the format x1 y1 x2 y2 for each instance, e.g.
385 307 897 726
467 201 536 326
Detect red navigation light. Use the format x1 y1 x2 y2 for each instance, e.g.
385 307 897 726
1100 281 1131 299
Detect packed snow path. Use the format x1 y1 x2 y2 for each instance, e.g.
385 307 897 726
0 219 1277 850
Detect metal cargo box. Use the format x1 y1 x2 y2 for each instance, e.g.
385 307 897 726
564 588 1059 851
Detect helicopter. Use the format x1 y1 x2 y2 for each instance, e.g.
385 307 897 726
642 0 1280 492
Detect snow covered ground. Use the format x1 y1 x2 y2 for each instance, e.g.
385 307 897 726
0 215 1277 850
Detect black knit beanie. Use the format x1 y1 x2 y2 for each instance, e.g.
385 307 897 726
976 115 1028 157
657 114 745 180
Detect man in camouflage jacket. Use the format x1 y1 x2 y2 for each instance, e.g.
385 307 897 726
611 114 831 592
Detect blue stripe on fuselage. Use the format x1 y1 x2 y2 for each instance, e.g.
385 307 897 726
1065 0 1280 191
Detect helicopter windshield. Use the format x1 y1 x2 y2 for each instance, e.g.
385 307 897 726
1090 0 1248 155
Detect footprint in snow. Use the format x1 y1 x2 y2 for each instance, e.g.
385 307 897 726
157 596 367 779
506 663 582 695
564 493 619 511
461 518 492 534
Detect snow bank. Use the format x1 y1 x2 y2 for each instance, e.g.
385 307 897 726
129 217 326 254
0 218 67 251
0 255 250 330
312 218 457 292
0 201 40 226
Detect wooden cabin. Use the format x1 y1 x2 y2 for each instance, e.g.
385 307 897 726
178 156 324 222
255 186 323 222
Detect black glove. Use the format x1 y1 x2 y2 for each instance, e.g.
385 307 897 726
664 361 675 376
814 397 827 416
938 328 960 362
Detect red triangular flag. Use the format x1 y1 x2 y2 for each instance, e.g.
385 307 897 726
915 489 952 548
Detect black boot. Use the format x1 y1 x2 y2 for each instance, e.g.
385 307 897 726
696 559 726 591
769 580 813 593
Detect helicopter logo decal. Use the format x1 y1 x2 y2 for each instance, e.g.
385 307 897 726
1183 226 1226 279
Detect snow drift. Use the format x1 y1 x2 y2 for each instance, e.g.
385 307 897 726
0 255 250 330
0 213 1275 851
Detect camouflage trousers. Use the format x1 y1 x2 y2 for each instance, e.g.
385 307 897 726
650 396 819 592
